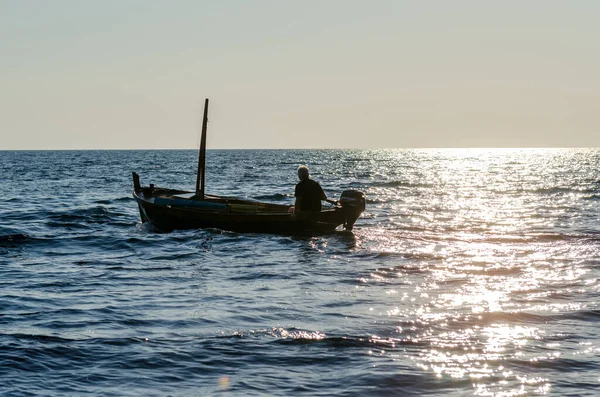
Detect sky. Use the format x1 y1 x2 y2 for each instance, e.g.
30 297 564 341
1 0 598 150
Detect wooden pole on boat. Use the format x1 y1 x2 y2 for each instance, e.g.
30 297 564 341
195 98 209 199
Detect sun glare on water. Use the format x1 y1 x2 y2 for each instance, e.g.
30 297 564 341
347 148 600 395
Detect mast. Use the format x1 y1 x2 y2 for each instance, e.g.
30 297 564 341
195 98 209 199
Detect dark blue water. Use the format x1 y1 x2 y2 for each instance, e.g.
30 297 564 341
2 149 600 396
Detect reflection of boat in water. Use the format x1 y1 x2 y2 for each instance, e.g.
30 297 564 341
132 99 366 233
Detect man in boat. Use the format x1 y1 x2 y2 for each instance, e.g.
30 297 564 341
294 165 327 218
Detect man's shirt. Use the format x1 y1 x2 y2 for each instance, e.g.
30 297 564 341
295 179 326 211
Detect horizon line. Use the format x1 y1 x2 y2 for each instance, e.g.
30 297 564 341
1 147 599 152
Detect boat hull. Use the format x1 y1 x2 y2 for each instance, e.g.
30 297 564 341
133 190 353 234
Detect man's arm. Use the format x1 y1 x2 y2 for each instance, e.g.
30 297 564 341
319 184 338 205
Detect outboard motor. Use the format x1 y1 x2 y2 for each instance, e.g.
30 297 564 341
339 190 366 230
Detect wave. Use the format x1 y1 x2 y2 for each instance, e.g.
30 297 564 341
95 196 134 205
374 181 436 188
221 327 408 349
0 233 34 248
493 186 599 195
558 309 600 321
4 333 77 343
532 186 597 195
509 357 598 371
47 206 111 223
43 206 136 231
583 194 600 200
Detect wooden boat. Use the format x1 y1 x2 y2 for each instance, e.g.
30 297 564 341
132 99 366 233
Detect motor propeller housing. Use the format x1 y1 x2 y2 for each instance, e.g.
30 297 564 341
339 190 366 230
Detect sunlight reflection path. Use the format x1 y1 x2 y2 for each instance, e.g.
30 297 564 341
353 149 600 396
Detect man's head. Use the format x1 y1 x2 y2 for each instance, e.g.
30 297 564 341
297 165 309 181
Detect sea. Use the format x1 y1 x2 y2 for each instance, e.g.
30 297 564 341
1 148 600 396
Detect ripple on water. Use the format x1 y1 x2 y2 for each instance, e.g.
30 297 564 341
2 149 600 396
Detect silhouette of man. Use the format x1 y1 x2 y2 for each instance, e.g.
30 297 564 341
294 165 327 215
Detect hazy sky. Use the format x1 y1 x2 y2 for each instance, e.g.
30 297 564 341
1 1 598 149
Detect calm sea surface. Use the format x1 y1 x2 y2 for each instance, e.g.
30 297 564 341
2 149 600 396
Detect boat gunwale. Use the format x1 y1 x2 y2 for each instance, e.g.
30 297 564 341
133 189 304 217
